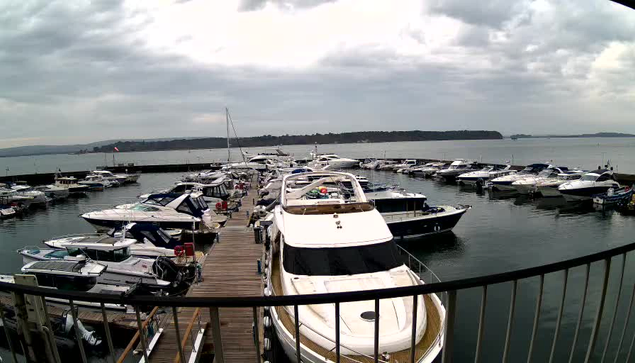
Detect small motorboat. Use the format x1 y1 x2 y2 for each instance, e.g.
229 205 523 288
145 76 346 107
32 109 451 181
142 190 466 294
489 163 550 191
35 185 70 201
593 186 633 205
457 165 515 185
558 169 620 201
54 175 91 195
435 159 479 182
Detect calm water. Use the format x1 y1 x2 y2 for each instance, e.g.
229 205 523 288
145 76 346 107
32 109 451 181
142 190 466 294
3 137 635 176
1 169 635 361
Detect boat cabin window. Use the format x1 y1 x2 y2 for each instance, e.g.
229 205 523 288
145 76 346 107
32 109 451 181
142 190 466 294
82 247 131 262
580 174 599 181
133 205 161 212
176 198 204 216
374 198 427 213
283 240 403 276
171 185 192 193
596 174 612 182
145 195 178 206
34 273 97 292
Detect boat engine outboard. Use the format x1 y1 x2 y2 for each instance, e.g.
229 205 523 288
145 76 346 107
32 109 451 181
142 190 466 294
152 256 197 289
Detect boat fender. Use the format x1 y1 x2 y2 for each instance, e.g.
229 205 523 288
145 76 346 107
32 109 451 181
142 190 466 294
263 338 271 351
263 316 272 328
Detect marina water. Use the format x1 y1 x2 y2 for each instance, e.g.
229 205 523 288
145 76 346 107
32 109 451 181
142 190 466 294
1 140 635 361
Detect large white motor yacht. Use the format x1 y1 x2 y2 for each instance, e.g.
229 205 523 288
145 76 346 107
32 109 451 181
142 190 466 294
489 163 550 191
308 154 360 170
457 165 515 185
511 166 574 195
410 162 446 177
536 172 585 197
558 169 620 201
434 159 478 181
81 193 226 233
266 171 445 363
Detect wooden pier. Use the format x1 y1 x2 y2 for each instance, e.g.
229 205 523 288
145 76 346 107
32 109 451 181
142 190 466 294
151 188 263 363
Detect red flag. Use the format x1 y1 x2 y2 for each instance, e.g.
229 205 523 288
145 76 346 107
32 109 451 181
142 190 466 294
114 147 119 152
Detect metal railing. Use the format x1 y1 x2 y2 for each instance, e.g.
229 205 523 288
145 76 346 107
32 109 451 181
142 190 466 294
1 239 635 362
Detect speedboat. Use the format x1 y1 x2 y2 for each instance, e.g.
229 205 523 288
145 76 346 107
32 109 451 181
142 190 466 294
79 174 112 190
140 180 231 206
88 170 128 185
457 165 515 185
8 184 48 206
512 166 572 195
0 204 16 219
359 158 381 169
410 162 446 177
54 175 91 195
18 239 192 289
1 260 134 312
434 159 478 182
308 154 359 170
489 163 550 191
536 172 584 197
393 159 418 173
265 171 445 362
43 223 182 258
35 185 70 201
365 188 470 239
558 169 620 201
81 193 226 233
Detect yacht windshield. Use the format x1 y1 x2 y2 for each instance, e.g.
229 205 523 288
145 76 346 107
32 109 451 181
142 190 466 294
580 174 599 181
283 240 403 276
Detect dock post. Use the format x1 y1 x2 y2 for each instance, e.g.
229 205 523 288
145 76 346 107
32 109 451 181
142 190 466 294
210 307 225 363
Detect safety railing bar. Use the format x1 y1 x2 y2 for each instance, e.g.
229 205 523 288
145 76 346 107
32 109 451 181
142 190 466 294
100 303 116 363
410 294 418 363
602 253 627 362
253 307 261 363
172 306 186 363
568 264 591 363
69 300 88 363
502 280 518 363
116 306 159 363
134 306 149 363
549 268 569 363
295 304 301 363
474 285 488 363
209 306 225 363
336 302 341 363
0 303 19 363
613 284 635 363
442 290 457 363
527 274 545 363
374 298 380 363
584 258 612 363
3 240 635 307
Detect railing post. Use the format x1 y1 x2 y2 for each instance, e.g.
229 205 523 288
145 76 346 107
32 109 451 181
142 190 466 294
474 286 487 363
442 290 457 363
335 302 341 363
601 253 626 362
614 284 635 363
100 303 116 363
134 306 149 363
172 306 186 363
68 300 88 363
374 298 380 363
527 274 545 363
253 307 261 363
584 258 612 363
502 280 518 363
568 264 590 363
294 304 301 363
410 294 418 363
209 307 225 363
548 269 569 363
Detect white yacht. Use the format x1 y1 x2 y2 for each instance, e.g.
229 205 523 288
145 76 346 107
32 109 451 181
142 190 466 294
35 185 70 201
536 172 585 197
308 154 360 170
558 169 620 201
89 170 128 185
79 174 113 190
393 159 418 173
8 184 48 206
18 239 184 288
457 165 515 185
140 180 230 206
512 166 572 195
266 171 445 363
410 162 446 177
81 193 226 233
43 223 181 258
489 163 550 191
434 159 478 181
54 176 91 195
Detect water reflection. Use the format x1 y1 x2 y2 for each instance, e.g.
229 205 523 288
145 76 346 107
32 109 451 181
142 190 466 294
397 232 465 258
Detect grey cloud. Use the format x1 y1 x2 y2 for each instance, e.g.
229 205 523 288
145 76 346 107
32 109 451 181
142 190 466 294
429 0 529 28
238 0 337 11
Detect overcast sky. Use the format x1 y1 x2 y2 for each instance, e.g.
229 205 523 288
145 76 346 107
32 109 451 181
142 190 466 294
1 0 634 147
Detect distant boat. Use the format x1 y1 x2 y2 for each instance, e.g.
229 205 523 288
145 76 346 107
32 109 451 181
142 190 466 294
511 136 518 140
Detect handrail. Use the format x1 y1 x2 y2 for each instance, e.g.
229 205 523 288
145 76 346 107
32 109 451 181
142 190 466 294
0 241 634 307
116 306 160 363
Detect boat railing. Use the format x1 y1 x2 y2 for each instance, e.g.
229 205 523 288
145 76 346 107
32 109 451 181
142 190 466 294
2 237 635 362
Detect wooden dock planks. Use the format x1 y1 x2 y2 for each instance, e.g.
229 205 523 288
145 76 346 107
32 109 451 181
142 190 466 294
151 188 263 363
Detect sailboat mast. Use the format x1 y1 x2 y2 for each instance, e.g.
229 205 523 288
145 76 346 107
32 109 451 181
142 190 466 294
226 107 231 163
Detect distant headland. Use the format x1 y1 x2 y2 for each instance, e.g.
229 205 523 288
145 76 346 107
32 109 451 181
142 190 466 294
510 132 635 139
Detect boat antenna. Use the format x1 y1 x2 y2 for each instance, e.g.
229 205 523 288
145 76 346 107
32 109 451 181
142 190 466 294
226 108 246 163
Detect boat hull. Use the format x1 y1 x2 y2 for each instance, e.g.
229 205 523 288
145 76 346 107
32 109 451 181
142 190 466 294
384 207 469 239
537 185 562 197
559 186 614 201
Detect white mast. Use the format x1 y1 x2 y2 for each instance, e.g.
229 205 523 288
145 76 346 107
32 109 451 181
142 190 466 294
226 107 231 163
